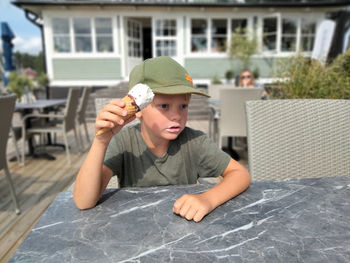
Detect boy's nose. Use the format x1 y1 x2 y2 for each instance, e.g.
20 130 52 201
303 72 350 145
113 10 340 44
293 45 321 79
170 108 181 121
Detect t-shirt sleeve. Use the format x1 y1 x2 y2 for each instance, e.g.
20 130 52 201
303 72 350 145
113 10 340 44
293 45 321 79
193 132 231 178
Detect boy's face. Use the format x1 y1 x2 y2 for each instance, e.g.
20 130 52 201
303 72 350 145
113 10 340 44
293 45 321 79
137 93 190 142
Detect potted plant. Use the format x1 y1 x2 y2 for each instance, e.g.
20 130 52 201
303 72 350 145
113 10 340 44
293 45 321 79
228 28 258 73
34 72 50 99
7 72 35 102
271 48 350 99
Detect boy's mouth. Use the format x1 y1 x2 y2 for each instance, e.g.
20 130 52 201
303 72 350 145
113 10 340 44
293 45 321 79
166 125 181 133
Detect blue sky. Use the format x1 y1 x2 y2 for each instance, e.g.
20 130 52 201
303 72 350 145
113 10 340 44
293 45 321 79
1 0 42 55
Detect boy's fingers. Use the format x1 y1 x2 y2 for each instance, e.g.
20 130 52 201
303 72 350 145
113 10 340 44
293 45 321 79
101 106 127 119
95 120 114 129
173 195 187 214
184 207 198 221
179 202 191 218
193 210 206 223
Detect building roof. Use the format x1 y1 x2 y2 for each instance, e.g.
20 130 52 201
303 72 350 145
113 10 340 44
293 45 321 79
12 0 350 8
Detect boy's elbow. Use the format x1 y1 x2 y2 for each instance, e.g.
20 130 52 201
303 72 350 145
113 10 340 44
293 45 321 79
237 165 251 190
73 195 96 210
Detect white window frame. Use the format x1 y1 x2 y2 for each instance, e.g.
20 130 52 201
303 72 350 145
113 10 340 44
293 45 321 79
153 17 178 58
95 17 114 53
73 17 93 53
210 18 228 54
188 16 231 57
48 12 119 58
259 13 280 54
280 16 299 54
127 19 142 58
256 13 321 57
189 17 209 55
51 17 71 53
300 18 317 53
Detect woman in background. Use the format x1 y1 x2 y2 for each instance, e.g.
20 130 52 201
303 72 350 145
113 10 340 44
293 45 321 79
239 70 255 87
239 69 268 99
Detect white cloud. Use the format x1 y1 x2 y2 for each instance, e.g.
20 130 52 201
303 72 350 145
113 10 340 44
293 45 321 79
13 36 42 55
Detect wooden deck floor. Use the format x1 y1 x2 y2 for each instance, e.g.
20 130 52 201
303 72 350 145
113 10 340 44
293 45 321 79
0 119 248 262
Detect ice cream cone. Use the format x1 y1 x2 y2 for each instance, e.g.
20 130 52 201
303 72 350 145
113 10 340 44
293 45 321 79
121 94 139 120
96 83 154 136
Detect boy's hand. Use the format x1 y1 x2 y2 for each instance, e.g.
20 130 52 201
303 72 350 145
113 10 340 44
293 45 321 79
95 99 136 142
173 193 214 222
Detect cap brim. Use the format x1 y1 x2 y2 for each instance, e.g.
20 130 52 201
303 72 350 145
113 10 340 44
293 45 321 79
151 85 210 98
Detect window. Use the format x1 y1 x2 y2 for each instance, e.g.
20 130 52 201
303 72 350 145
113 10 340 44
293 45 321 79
73 18 92 52
301 19 316 52
155 40 176 56
156 19 176 36
211 19 227 52
52 18 71 53
155 19 177 57
263 17 277 51
127 20 141 57
281 18 297 52
231 18 247 34
95 18 113 53
191 19 207 53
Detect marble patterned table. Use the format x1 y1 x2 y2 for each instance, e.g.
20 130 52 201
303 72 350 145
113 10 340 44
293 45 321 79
10 176 350 262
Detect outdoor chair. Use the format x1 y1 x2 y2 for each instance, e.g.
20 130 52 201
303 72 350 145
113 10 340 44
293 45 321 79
76 87 92 150
217 87 262 149
208 84 235 100
21 88 81 165
0 94 21 214
245 99 350 181
10 125 22 166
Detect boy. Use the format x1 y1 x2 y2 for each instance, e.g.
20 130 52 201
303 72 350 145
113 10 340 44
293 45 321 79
73 56 250 222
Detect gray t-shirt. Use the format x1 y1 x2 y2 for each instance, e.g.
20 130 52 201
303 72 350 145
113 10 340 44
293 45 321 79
104 123 230 188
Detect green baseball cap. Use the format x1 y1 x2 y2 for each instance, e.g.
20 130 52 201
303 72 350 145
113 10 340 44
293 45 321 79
129 56 210 98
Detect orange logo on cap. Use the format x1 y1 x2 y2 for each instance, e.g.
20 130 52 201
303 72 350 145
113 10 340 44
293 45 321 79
185 74 193 83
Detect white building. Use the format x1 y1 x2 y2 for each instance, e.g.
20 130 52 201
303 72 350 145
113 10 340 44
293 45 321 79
13 0 350 89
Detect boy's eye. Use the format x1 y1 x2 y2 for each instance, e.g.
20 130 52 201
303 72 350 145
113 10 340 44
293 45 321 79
180 104 188 109
160 104 169 109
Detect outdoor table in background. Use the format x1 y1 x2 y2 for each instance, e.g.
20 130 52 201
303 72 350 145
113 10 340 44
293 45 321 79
15 99 67 160
9 176 350 262
15 99 66 112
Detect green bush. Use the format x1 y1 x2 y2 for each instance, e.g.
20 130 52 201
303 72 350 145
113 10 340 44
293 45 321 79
225 70 234 83
273 49 350 99
35 72 50 88
7 72 34 101
211 75 223 85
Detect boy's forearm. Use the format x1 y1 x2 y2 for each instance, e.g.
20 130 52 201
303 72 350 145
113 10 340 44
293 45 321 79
202 165 251 210
73 138 109 209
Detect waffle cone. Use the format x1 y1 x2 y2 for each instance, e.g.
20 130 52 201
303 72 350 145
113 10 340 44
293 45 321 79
121 95 139 120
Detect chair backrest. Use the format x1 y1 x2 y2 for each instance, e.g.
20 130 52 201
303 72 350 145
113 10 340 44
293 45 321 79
0 94 17 170
77 87 92 123
219 87 262 137
208 84 235 100
64 88 81 131
246 99 350 181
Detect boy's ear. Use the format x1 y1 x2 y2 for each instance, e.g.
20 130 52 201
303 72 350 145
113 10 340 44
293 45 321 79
135 111 142 118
